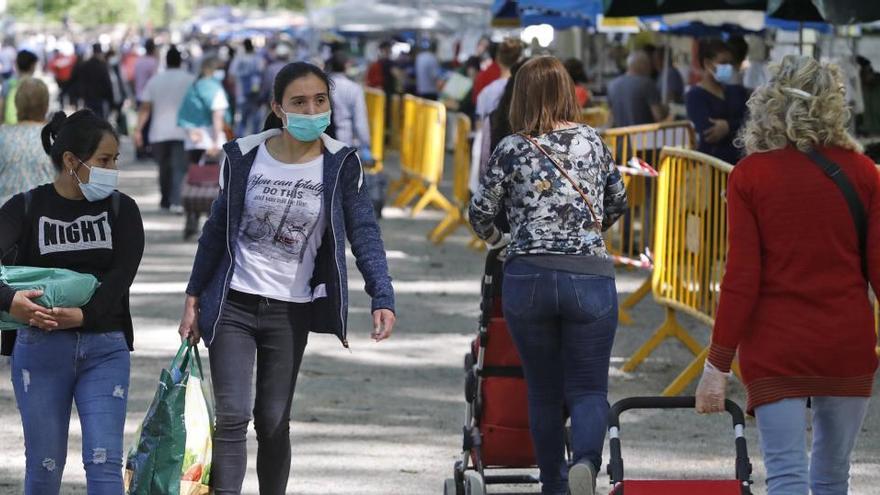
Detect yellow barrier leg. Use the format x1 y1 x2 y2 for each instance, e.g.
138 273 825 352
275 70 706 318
622 307 703 372
428 210 461 243
411 185 454 217
663 351 744 396
618 277 652 326
393 181 424 208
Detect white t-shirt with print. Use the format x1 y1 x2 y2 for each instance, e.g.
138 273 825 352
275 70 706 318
230 144 326 302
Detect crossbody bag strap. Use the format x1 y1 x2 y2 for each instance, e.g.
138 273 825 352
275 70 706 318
519 132 600 228
804 149 868 279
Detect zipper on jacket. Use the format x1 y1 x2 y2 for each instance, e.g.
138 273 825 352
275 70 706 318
331 149 357 348
211 156 234 346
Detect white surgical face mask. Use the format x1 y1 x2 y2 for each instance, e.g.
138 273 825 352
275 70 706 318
73 160 118 202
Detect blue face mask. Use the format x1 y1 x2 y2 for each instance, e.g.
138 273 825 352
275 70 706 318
284 110 331 142
713 64 735 84
74 160 118 202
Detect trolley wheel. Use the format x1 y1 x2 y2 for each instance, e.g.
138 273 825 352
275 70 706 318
453 462 466 495
464 352 475 371
464 471 485 495
443 478 457 495
465 369 477 403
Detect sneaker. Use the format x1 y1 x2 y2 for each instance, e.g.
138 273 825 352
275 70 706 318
568 462 596 495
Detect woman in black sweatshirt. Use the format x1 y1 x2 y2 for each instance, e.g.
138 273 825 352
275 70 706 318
0 109 144 494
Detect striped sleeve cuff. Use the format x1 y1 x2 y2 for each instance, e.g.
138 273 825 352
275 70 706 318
708 343 737 374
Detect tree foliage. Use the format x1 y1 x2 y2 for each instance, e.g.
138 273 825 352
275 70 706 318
7 0 309 27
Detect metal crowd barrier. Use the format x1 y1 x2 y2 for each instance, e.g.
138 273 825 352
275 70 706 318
389 95 455 217
624 147 741 395
363 87 386 172
599 121 697 325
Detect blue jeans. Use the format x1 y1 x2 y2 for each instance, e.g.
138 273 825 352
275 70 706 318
502 258 618 495
236 100 262 138
755 397 870 495
10 328 131 495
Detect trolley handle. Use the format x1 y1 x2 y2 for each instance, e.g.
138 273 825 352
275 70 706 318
606 396 752 486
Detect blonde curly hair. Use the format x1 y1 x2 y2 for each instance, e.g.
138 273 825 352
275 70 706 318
738 55 862 155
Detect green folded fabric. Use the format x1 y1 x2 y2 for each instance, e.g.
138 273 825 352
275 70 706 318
0 265 100 331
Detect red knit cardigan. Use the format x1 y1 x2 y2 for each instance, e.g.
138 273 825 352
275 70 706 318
708 146 879 414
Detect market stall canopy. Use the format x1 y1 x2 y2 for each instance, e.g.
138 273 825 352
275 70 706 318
310 1 457 32
605 0 880 24
492 0 603 28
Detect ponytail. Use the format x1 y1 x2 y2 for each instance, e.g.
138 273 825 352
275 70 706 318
263 112 283 132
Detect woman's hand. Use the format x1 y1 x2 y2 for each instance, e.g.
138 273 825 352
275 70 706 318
703 118 730 143
695 361 729 414
9 290 49 326
179 295 201 345
29 307 84 331
371 309 396 342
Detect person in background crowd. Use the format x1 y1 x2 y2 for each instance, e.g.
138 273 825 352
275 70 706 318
177 55 231 239
695 55 879 495
261 42 293 107
72 44 114 120
651 47 684 104
685 38 749 164
178 61 395 495
445 56 481 121
472 41 500 104
0 38 17 80
366 40 398 134
607 51 668 127
47 48 77 109
106 48 130 136
563 58 592 108
0 78 53 205
135 46 195 214
327 52 372 159
470 56 627 495
0 49 38 125
0 109 144 495
727 35 749 87
132 39 159 158
415 40 442 100
229 38 265 137
475 38 523 119
743 38 771 92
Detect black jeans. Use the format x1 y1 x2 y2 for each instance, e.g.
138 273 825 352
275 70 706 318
151 140 187 208
209 290 311 495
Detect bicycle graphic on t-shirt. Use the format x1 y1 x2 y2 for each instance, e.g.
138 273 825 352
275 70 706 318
241 190 318 263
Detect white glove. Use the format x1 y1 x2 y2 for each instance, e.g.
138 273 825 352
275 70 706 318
695 360 729 414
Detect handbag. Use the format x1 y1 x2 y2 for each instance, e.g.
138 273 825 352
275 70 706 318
186 156 221 186
803 149 868 279
518 132 601 229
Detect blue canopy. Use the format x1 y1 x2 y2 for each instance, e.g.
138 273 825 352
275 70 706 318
492 0 603 29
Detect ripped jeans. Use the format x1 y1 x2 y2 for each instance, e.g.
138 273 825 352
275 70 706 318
10 328 130 495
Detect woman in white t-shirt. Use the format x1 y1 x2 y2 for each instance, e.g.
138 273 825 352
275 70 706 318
179 62 396 495
177 55 232 237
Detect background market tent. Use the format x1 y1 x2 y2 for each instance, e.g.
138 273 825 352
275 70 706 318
310 1 458 33
491 0 603 29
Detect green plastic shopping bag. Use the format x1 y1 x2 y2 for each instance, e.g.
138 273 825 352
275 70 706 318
0 265 100 330
125 342 214 495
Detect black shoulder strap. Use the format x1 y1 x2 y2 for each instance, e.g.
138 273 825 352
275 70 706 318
23 189 32 220
804 149 868 279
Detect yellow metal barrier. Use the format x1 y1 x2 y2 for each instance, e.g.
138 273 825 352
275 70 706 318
388 95 418 199
389 96 455 217
428 113 482 245
364 87 386 172
389 94 402 151
578 106 610 129
623 147 740 396
600 122 696 325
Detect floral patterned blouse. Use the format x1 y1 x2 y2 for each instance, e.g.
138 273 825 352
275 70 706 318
0 123 55 206
469 124 627 257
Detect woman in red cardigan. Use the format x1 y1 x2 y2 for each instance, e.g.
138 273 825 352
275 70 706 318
695 55 879 495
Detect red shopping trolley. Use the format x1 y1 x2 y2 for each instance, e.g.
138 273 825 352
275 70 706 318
607 396 753 495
